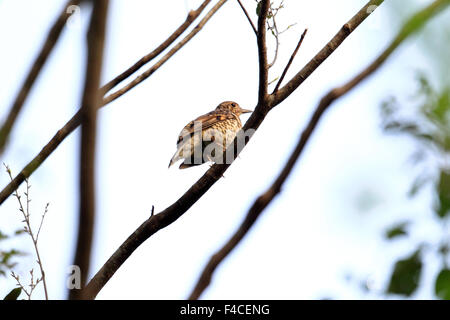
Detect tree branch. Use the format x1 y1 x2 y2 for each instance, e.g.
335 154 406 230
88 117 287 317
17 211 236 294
256 0 270 107
100 0 212 95
269 0 385 109
236 0 257 36
68 0 108 300
82 0 383 299
272 28 308 94
188 0 450 299
0 0 81 156
0 0 224 206
102 0 228 105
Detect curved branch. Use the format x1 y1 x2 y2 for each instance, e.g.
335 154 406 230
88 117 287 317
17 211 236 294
188 0 450 299
0 0 223 206
0 0 81 155
83 0 383 299
69 0 108 300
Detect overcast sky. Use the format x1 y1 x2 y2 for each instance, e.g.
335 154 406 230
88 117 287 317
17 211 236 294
0 0 446 299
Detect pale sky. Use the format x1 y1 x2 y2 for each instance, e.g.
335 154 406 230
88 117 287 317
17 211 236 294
0 0 446 299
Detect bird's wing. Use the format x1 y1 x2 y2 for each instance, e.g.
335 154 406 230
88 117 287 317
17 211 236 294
176 111 237 145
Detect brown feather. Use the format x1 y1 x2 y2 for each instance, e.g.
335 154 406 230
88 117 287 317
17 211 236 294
176 110 238 145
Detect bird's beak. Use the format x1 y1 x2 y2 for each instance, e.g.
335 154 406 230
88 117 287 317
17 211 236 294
241 109 252 114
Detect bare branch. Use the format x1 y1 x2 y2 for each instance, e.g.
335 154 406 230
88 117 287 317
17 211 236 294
269 0 385 108
256 0 270 106
102 0 228 105
100 0 212 95
0 0 81 156
0 0 223 207
188 0 450 299
82 0 385 300
236 0 257 36
5 165 48 299
272 28 308 94
68 0 108 300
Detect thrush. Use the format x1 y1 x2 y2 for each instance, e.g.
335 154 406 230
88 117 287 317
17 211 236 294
168 101 252 169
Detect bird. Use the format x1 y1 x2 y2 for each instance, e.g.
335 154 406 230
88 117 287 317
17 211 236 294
168 101 252 169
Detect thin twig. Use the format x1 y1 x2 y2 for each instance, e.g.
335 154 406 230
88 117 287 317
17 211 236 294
236 0 257 36
0 0 226 207
267 17 279 68
82 0 385 299
0 0 81 156
102 0 228 105
100 0 212 95
5 165 48 299
69 0 108 300
35 203 49 243
188 0 450 299
272 28 308 94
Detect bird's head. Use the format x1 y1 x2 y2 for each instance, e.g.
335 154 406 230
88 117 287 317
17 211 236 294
216 101 252 116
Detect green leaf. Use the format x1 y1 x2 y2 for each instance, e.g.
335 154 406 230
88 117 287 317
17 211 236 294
387 249 422 296
408 174 430 198
0 231 8 241
3 288 21 300
436 170 450 218
435 269 450 300
385 222 409 240
14 229 26 236
256 1 262 16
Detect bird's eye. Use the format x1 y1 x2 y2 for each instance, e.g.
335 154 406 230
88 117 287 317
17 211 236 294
231 103 236 107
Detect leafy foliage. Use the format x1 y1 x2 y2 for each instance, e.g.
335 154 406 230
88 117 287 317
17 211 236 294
387 249 422 296
0 230 24 277
381 72 450 298
385 222 409 240
3 288 21 300
435 269 450 300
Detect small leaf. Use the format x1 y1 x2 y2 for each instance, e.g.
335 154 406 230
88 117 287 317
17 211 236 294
387 249 422 296
4 288 21 300
385 222 409 240
14 229 26 236
436 170 450 218
256 1 262 16
435 269 450 300
0 231 8 241
408 175 429 198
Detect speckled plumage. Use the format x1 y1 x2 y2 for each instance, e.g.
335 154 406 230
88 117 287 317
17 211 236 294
168 101 252 169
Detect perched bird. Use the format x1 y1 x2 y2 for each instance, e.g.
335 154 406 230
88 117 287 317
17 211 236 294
168 101 252 169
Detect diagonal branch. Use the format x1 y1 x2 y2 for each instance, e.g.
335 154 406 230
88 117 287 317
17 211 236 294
0 0 81 156
100 0 212 95
236 0 257 36
272 28 308 94
188 0 450 299
102 0 228 105
269 0 385 109
83 0 382 299
0 0 225 207
68 0 108 300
